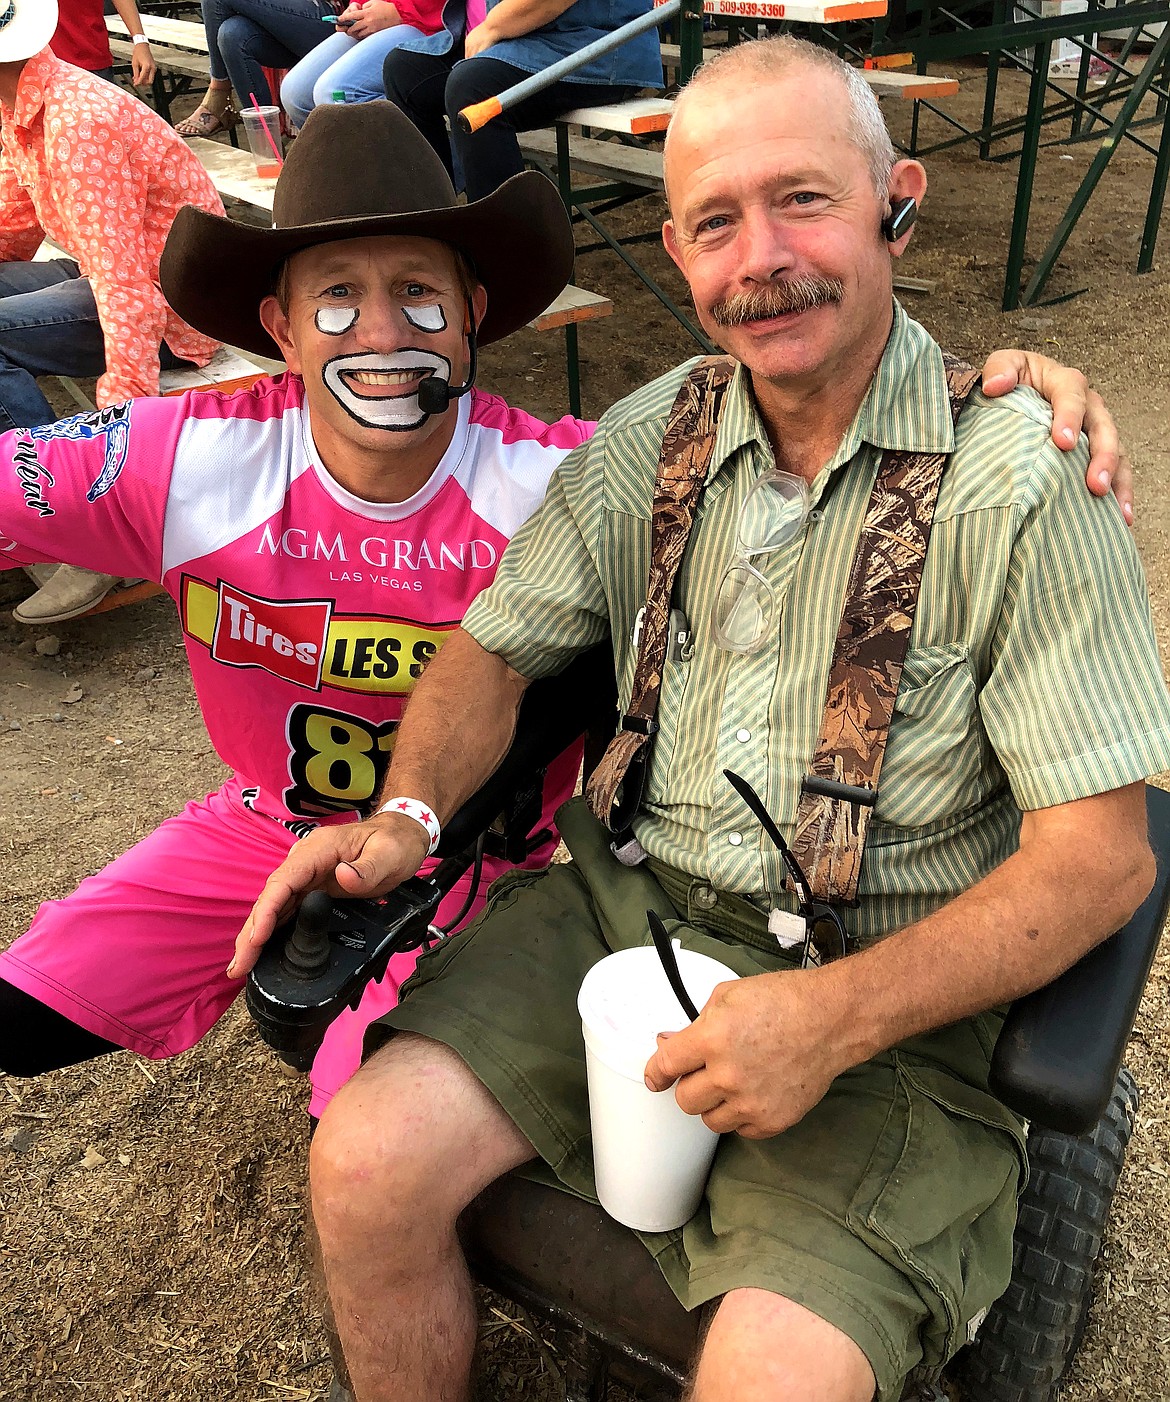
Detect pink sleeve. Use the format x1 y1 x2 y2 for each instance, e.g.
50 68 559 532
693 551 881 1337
0 396 188 582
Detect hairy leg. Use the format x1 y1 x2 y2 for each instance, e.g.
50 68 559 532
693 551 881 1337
310 1033 535 1402
687 1288 877 1402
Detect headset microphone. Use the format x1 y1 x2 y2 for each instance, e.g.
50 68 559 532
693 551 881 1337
417 297 478 416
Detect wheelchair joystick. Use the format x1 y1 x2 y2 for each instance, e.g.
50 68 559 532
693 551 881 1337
245 878 444 1073
280 890 335 979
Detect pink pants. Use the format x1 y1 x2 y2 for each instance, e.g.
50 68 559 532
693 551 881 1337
0 778 489 1118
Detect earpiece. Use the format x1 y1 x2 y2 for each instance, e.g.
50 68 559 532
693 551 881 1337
882 197 917 243
417 297 478 416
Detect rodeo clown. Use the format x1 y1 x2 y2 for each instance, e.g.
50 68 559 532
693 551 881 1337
0 102 587 1117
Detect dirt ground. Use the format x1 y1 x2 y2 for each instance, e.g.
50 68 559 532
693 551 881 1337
3 56 1170 1402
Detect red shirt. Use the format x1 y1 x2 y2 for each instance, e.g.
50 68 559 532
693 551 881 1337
49 0 113 72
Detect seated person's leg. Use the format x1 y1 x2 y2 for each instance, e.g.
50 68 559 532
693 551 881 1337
443 56 637 200
175 0 236 135
0 782 300 1065
218 5 329 115
354 808 1024 1402
0 258 104 432
282 32 356 129
315 25 422 108
692 1290 875 1402
381 46 459 180
311 1033 536 1402
0 262 125 618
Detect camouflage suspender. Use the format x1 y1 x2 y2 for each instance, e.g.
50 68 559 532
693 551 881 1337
788 353 980 905
585 356 737 833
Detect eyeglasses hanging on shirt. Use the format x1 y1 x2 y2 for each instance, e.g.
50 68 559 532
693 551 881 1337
711 468 810 654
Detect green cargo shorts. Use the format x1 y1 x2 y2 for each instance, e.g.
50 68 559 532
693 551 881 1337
370 798 1028 1400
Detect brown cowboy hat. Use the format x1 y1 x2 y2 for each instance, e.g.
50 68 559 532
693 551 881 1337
160 102 575 359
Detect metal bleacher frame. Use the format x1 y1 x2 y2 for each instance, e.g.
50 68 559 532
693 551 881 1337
866 0 1170 307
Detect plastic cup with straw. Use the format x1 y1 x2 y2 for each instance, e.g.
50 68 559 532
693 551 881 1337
240 92 284 180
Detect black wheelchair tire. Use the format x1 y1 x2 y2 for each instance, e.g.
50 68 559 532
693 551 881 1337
953 1066 1139 1402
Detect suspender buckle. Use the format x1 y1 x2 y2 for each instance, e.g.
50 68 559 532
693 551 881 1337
621 714 659 736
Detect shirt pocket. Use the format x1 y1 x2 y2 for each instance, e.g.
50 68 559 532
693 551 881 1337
873 643 982 831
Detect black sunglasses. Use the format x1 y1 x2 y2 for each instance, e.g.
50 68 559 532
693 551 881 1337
723 769 848 964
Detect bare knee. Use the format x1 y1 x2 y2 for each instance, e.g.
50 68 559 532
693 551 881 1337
310 1033 532 1245
689 1288 875 1402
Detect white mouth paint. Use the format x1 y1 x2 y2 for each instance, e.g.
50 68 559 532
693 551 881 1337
402 303 447 333
316 305 359 336
323 350 451 431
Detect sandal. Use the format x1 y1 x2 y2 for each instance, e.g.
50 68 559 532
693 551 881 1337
175 102 240 139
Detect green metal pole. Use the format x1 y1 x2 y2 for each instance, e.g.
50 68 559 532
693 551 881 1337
1021 23 1170 303
679 0 705 82
1003 39 1052 310
1138 53 1170 272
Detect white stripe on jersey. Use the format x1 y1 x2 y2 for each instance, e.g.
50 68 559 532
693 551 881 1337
161 401 315 578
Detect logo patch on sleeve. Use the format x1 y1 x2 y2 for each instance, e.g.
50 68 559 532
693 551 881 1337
28 402 132 503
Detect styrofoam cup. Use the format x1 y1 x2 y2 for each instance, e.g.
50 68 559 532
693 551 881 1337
577 943 739 1232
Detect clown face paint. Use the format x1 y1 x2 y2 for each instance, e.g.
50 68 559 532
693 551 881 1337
316 305 359 336
402 302 447 334
322 349 451 431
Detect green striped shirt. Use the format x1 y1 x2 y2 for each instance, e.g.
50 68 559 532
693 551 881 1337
464 306 1170 941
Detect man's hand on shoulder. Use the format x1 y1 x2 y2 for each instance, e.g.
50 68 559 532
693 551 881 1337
642 969 848 1139
227 813 431 979
981 349 1133 525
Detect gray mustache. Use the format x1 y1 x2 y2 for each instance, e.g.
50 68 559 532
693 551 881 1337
710 276 845 327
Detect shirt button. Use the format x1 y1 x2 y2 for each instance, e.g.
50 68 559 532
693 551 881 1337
693 885 718 910
735 728 751 743
728 831 743 846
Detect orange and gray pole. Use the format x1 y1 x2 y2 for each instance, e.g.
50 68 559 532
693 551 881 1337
457 0 681 133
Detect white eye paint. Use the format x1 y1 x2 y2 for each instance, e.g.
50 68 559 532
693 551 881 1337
322 350 451 432
402 303 447 333
316 305 359 336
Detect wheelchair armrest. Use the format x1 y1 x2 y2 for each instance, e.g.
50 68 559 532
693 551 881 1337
435 642 617 858
990 784 1170 1134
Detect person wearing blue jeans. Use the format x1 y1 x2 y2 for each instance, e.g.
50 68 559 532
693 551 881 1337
0 259 192 433
281 1 438 127
382 0 663 201
175 0 327 137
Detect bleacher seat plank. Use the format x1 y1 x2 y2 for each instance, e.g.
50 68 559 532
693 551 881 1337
108 37 209 81
188 136 277 210
658 43 956 98
530 286 614 331
106 14 209 52
520 130 664 190
558 98 673 135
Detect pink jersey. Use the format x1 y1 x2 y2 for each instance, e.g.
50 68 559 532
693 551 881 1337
0 374 593 837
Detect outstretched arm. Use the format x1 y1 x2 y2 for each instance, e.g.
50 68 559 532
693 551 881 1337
982 350 1132 523
645 783 1154 1138
229 629 530 977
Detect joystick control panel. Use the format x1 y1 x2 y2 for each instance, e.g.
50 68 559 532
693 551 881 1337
245 879 442 1071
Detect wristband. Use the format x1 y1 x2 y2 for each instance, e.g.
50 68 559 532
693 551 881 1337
376 796 440 855
131 34 150 45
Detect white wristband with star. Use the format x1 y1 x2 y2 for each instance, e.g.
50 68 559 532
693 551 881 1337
376 796 441 855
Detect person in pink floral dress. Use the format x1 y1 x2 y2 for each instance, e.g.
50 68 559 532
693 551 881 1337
0 0 224 621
